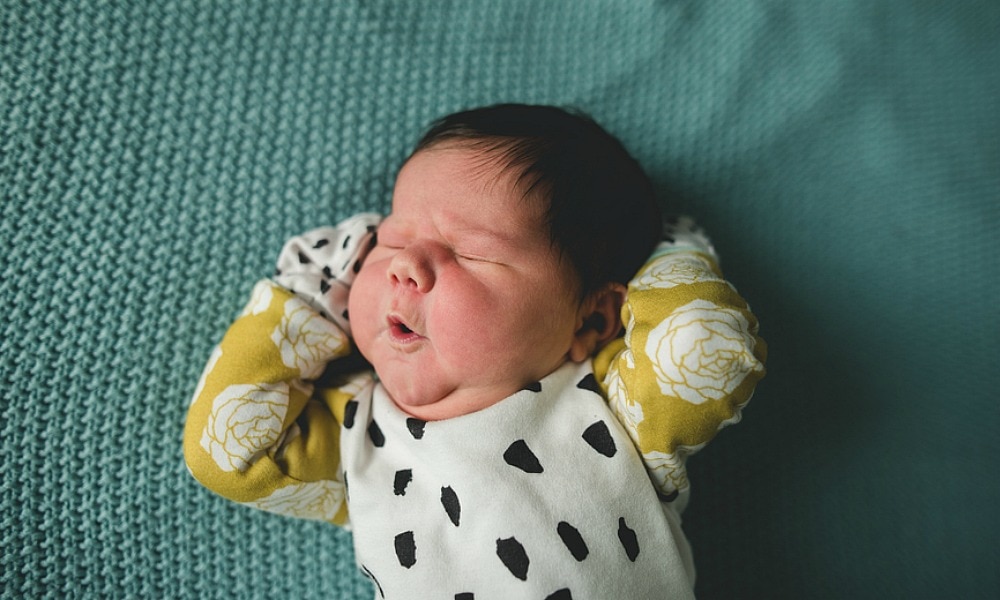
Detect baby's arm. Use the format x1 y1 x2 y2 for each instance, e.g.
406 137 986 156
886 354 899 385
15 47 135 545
183 213 380 524
594 217 767 511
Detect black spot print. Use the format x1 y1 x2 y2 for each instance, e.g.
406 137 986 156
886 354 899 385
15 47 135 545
361 565 384 598
319 279 331 294
342 309 349 321
314 238 330 249
343 401 358 429
503 440 543 473
617 517 640 562
393 469 412 496
406 418 426 440
576 373 602 395
323 266 334 279
522 381 542 393
298 251 310 264
441 486 461 526
545 590 573 600
455 594 474 600
353 259 362 274
582 421 617 457
368 420 385 447
274 268 282 276
341 235 351 249
395 531 416 568
496 537 529 581
556 521 589 561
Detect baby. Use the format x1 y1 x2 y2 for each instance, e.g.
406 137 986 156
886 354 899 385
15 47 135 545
184 104 766 599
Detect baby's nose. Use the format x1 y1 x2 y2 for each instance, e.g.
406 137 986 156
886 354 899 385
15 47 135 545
387 244 437 293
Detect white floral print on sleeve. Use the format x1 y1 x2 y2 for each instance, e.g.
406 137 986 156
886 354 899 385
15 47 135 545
242 479 346 521
642 446 703 499
200 382 289 472
607 362 643 442
241 280 275 317
633 252 724 290
645 299 764 405
270 297 349 380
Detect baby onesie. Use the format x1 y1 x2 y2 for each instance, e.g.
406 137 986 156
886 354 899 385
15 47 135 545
184 213 766 599
342 360 695 599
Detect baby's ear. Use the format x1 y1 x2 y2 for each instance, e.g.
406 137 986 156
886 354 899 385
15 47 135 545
568 283 626 363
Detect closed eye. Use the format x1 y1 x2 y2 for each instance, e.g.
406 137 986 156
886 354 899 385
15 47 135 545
373 233 403 251
457 253 504 266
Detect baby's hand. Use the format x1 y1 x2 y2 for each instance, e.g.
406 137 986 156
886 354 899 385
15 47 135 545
274 213 381 334
661 215 717 260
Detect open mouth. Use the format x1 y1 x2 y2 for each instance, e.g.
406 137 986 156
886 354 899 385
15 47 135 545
388 316 422 343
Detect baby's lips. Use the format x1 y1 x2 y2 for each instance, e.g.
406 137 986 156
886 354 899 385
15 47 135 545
387 314 424 341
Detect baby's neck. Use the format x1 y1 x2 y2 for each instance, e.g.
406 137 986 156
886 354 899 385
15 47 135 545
381 359 575 422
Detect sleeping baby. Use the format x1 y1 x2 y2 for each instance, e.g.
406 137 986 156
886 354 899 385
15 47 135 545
184 103 766 599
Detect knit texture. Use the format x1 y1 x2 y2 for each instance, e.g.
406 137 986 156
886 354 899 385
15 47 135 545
2 2 998 598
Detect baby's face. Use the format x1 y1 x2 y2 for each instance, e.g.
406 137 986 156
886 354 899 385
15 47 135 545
348 146 586 420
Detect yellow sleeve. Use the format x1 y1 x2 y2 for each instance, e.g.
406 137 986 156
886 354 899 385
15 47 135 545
183 279 368 526
594 247 767 505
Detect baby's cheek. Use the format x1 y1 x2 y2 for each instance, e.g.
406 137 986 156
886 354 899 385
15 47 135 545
436 302 476 346
436 295 508 360
347 270 380 350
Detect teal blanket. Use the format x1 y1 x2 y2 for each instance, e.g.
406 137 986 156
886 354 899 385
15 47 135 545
2 2 997 598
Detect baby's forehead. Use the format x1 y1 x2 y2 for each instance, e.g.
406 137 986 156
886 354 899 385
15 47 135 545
396 145 549 219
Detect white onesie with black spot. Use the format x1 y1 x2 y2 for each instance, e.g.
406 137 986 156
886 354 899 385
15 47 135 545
341 361 695 600
185 213 766 600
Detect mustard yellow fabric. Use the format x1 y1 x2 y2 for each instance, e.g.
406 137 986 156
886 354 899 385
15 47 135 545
184 282 356 525
184 247 765 523
596 248 767 505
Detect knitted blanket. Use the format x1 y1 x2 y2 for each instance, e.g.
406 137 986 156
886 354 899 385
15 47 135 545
3 2 997 598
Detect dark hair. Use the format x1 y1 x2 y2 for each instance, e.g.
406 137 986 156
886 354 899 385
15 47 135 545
413 103 662 297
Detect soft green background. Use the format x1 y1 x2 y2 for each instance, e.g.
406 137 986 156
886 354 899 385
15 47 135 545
2 1 997 598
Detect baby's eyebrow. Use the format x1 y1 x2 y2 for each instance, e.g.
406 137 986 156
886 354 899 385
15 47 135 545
385 210 537 252
450 224 524 250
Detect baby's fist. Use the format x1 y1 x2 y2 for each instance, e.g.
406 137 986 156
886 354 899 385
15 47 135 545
662 215 717 260
274 213 381 334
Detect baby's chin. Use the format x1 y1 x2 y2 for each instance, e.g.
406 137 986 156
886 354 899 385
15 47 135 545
378 377 452 420
383 384 438 411
379 376 510 422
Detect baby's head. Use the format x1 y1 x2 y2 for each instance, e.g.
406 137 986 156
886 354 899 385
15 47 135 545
412 104 662 299
348 104 662 420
